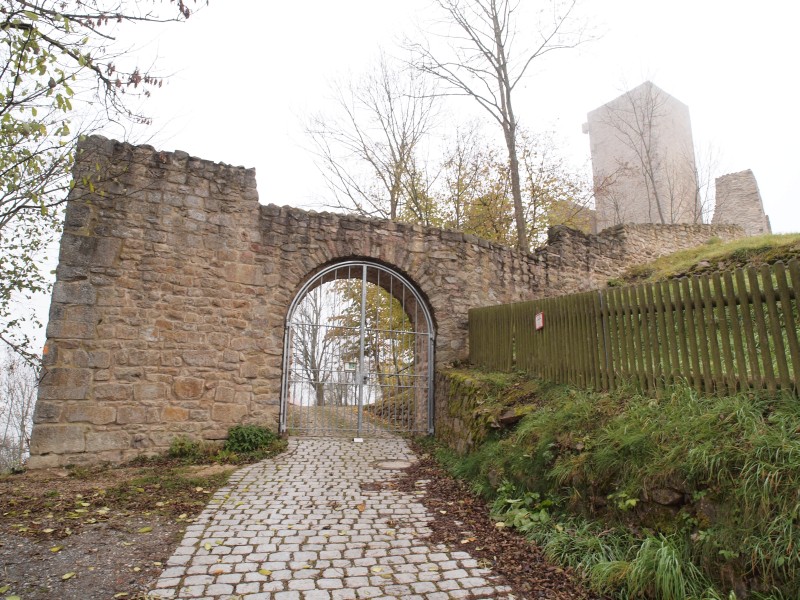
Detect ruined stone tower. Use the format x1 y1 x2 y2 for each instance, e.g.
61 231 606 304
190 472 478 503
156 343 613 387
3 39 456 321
584 82 701 232
712 170 771 236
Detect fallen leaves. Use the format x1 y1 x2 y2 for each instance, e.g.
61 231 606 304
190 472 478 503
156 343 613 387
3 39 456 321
397 442 599 600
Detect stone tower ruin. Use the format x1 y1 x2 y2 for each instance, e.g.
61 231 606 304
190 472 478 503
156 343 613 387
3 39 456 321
583 81 701 232
712 170 771 236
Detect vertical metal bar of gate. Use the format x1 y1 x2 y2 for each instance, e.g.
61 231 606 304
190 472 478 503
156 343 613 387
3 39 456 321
356 265 367 435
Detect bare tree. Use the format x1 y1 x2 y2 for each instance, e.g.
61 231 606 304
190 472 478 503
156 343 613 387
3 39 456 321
0 0 200 359
291 286 337 407
690 142 722 224
409 0 584 251
0 349 37 471
307 52 438 220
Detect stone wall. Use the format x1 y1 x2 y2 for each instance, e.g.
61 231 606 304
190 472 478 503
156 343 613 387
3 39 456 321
28 136 745 467
536 222 744 295
712 170 771 236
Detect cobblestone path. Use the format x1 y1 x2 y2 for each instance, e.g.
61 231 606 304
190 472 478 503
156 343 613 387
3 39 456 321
149 437 515 599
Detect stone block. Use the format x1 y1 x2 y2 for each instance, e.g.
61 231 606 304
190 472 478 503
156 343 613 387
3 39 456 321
211 404 248 423
116 406 147 424
33 401 62 423
215 386 236 403
134 382 168 402
174 377 205 399
65 404 116 425
240 362 258 379
189 409 210 421
224 264 263 286
46 320 95 339
86 431 131 452
29 425 86 454
38 368 90 400
163 406 190 422
52 280 96 305
63 202 92 230
58 233 121 268
182 350 217 367
88 350 111 369
94 383 133 402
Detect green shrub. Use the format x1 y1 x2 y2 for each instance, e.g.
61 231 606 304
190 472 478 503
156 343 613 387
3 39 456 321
224 424 276 453
167 435 220 462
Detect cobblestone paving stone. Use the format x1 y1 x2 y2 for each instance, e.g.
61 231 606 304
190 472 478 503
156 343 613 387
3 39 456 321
149 437 515 599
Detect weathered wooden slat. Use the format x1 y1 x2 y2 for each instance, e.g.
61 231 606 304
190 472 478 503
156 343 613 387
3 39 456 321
723 270 748 391
638 284 655 391
681 278 705 391
593 291 607 390
672 279 692 388
736 268 761 390
774 262 800 392
654 282 671 384
689 277 713 393
626 285 645 390
700 275 724 394
606 288 621 387
748 266 776 393
762 264 791 391
712 272 736 393
788 259 800 390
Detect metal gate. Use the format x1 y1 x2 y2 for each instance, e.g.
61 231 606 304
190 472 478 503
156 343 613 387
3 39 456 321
280 261 435 436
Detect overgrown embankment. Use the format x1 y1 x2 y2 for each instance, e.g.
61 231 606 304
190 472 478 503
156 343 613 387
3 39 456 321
615 233 800 284
434 368 800 600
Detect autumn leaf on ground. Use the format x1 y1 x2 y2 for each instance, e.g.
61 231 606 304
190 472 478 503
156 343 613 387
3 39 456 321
62 572 76 580
137 526 153 534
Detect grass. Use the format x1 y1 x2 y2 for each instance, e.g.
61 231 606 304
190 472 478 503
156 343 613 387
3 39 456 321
619 233 800 284
435 370 800 599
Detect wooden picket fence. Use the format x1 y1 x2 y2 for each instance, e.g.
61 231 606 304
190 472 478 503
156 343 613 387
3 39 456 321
469 260 800 396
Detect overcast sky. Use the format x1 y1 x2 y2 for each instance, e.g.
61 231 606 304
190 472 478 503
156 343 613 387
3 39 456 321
15 0 800 353
112 0 800 233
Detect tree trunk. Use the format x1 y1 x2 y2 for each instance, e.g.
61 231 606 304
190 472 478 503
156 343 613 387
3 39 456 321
315 382 325 407
505 125 527 251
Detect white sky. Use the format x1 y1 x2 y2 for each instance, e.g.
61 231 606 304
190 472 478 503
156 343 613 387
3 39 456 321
113 0 800 232
14 0 800 353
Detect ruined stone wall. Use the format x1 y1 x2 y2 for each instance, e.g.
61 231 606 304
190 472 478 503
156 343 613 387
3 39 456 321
712 170 771 236
28 136 745 467
536 222 744 295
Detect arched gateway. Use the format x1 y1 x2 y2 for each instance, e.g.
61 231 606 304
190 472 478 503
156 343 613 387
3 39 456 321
281 261 434 436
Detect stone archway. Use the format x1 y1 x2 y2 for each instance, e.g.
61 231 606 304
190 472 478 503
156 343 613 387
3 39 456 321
280 260 435 436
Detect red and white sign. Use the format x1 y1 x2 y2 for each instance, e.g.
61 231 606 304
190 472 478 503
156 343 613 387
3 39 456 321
535 311 544 331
